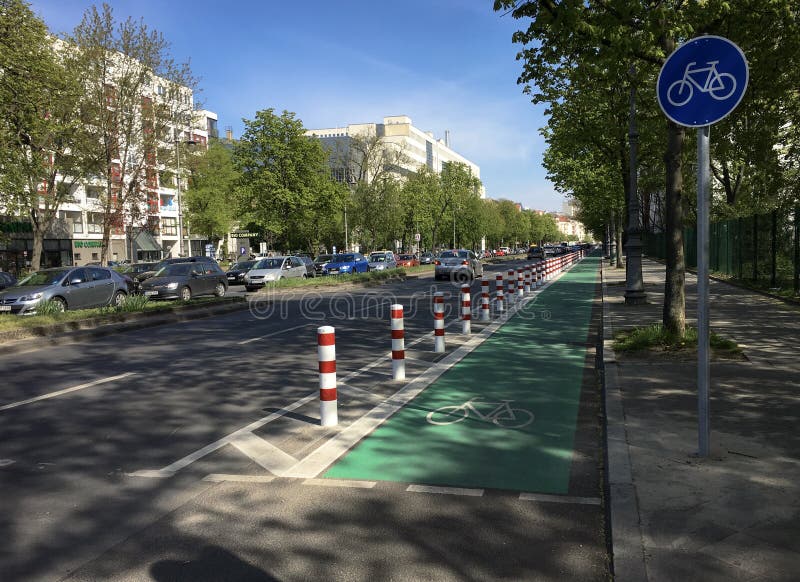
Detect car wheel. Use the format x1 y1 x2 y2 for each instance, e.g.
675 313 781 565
180 286 192 301
50 296 67 312
302 273 307 279
112 290 126 306
214 282 226 297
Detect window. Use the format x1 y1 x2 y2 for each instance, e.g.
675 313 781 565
91 253 99 261
156 84 165 96
85 186 102 199
74 253 81 261
87 213 103 234
161 217 177 236
90 268 111 281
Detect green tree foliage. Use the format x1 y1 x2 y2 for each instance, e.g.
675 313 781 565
0 0 87 269
183 140 238 242
68 2 196 264
233 109 339 252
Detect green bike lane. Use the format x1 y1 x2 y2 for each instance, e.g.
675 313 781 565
324 255 601 494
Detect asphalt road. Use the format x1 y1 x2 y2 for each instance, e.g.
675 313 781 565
0 258 609 581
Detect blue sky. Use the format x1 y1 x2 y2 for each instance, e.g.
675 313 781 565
29 0 564 211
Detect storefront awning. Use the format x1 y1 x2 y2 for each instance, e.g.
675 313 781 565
134 230 161 253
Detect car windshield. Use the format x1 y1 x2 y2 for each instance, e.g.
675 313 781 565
314 255 332 264
255 258 284 269
233 261 256 270
156 264 194 277
369 254 387 262
440 251 467 259
399 255 414 260
333 254 356 262
16 269 69 286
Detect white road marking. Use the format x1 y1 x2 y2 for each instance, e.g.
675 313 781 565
203 474 276 483
302 478 377 489
406 485 484 497
229 432 298 474
0 372 135 412
238 322 314 345
0 459 15 467
519 493 602 505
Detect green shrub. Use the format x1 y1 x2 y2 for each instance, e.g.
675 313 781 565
35 299 65 316
614 323 741 356
117 294 150 312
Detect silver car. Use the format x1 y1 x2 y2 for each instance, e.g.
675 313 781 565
434 249 483 281
367 251 397 271
244 256 308 291
0 266 129 315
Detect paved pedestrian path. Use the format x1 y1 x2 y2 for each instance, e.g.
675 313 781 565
325 256 601 494
604 258 800 582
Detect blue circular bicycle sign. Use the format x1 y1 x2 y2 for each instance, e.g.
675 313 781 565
657 35 748 127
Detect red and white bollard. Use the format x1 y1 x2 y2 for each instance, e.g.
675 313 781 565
507 270 516 304
495 273 505 314
517 269 524 299
390 304 405 381
480 276 490 321
433 292 445 352
523 266 531 295
317 326 337 426
461 284 471 335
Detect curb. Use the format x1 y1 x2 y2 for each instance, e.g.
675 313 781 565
601 263 649 581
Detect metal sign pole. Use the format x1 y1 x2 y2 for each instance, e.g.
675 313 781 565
697 125 711 456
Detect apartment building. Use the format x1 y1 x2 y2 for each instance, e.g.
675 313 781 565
0 44 214 272
306 115 483 196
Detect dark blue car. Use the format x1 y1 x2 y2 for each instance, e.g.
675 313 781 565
322 253 369 275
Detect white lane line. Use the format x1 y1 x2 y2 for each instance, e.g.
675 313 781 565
238 322 314 345
302 478 377 489
129 392 318 478
229 432 299 474
406 485 484 497
519 493 602 506
0 459 15 467
0 372 135 412
203 474 276 483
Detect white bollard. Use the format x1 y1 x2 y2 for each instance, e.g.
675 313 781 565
507 270 516 304
433 292 445 353
495 273 505 314
517 269 524 298
480 277 491 321
317 326 337 426
523 266 531 295
391 304 405 381
461 284 471 335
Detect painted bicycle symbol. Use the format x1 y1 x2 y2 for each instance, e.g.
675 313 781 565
426 397 534 429
667 60 737 106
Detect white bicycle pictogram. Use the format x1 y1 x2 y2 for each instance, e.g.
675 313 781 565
426 397 534 429
667 60 737 106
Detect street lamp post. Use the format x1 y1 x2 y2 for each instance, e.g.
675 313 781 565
625 65 647 305
174 136 196 258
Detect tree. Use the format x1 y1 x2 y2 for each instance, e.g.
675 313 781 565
183 140 238 244
0 0 88 270
233 109 338 251
68 2 196 265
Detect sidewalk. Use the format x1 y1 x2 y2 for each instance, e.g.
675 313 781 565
603 258 800 581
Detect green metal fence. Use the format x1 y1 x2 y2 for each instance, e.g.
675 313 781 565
643 209 800 293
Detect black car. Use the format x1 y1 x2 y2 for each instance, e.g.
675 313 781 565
0 271 17 290
140 261 227 301
313 254 334 275
225 260 257 285
118 262 160 293
133 256 216 288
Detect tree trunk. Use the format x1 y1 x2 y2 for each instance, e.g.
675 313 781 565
31 224 45 271
615 211 624 269
662 120 686 335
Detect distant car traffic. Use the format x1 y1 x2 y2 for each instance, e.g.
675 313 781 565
244 256 308 291
367 251 397 271
0 266 129 315
322 253 369 275
527 246 544 260
419 252 435 265
225 260 257 286
297 255 316 278
140 262 227 300
396 254 419 268
434 249 483 281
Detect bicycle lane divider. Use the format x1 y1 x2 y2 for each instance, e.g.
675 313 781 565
322 255 600 494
